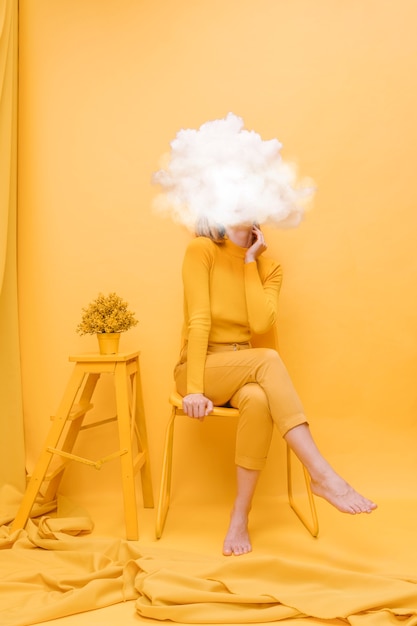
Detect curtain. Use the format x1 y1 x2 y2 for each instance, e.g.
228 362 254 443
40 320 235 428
0 0 25 493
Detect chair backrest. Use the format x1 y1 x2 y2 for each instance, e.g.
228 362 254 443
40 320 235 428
251 322 279 352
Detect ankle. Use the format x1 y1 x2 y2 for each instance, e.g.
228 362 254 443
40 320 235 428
307 459 339 485
230 504 250 521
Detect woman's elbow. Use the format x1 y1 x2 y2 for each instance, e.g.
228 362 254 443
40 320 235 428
250 316 276 335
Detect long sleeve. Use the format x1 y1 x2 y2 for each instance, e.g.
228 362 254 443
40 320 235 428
244 261 283 334
181 238 213 394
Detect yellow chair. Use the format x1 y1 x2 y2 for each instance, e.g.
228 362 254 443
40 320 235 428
156 328 319 540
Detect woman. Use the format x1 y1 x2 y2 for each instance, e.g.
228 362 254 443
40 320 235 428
174 222 377 556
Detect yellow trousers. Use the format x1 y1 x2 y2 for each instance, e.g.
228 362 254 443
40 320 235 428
174 347 307 470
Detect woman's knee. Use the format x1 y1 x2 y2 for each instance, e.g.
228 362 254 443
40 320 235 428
254 347 289 383
260 347 281 364
231 382 269 411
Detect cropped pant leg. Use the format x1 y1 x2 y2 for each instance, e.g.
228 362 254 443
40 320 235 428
174 347 307 471
229 383 274 470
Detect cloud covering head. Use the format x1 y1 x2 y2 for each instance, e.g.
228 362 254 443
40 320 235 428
152 113 315 231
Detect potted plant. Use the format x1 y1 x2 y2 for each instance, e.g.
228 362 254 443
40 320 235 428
76 292 138 354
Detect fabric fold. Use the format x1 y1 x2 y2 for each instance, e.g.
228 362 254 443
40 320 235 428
1 523 417 626
134 554 417 623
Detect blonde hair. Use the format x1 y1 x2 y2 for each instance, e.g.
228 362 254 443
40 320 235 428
194 216 226 242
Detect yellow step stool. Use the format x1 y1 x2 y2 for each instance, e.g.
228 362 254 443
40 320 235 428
12 351 153 540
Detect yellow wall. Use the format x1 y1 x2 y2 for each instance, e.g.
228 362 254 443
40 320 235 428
18 0 417 509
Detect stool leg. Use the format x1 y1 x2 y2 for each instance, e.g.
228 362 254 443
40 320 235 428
133 364 154 508
286 443 319 537
11 365 86 532
42 373 100 503
155 407 176 539
114 361 138 540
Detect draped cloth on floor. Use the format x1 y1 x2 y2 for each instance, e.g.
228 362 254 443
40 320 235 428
1 505 417 626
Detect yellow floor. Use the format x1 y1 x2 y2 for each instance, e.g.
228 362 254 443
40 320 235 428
27 489 417 626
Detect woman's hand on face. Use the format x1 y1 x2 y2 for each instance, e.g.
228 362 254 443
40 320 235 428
245 225 267 263
182 393 214 421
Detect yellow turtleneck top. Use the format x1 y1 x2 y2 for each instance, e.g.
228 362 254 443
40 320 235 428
180 236 283 394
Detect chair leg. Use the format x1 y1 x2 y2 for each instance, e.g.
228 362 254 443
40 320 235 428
286 443 319 537
155 407 176 539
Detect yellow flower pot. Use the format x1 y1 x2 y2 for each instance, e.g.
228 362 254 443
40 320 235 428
97 332 120 355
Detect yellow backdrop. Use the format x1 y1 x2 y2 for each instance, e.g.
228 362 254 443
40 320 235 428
17 0 417 524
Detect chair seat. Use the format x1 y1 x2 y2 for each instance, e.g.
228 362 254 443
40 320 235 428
169 390 240 417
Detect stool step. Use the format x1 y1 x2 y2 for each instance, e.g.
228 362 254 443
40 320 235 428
46 460 71 481
26 461 71 484
50 403 94 421
80 416 117 431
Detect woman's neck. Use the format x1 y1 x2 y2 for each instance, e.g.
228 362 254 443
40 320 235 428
226 226 253 248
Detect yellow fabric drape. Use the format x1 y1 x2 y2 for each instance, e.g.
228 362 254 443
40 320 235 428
0 0 25 493
1 513 417 626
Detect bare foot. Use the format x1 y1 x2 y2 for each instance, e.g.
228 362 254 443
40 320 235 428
311 472 377 514
223 510 252 556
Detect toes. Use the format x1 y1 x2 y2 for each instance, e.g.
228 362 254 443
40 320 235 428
232 544 251 556
223 541 252 556
312 478 377 516
345 494 377 515
222 545 233 556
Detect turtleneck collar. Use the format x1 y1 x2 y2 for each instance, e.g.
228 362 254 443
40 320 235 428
222 236 248 259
